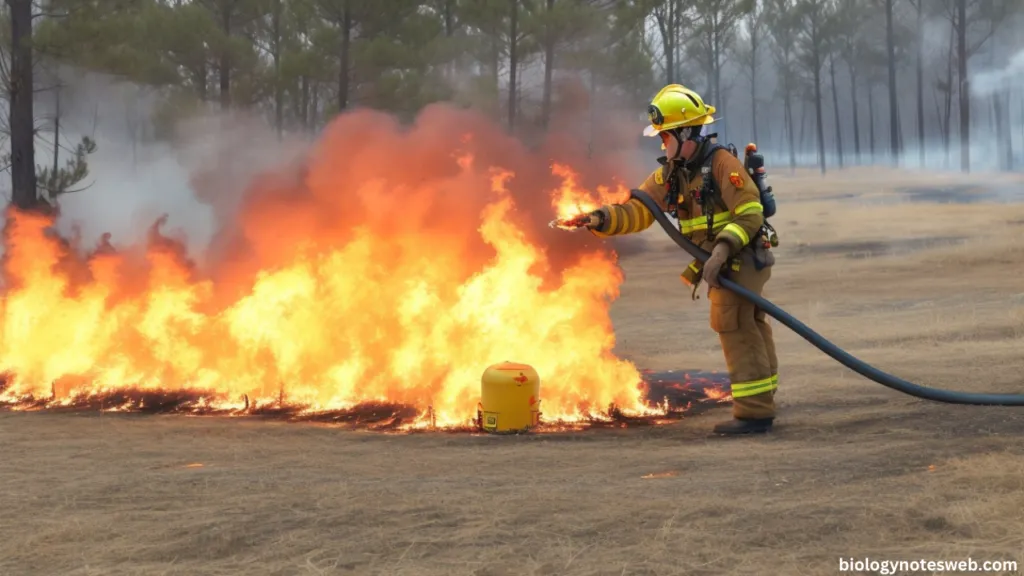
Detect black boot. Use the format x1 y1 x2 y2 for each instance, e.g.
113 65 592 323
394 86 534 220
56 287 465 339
712 417 774 435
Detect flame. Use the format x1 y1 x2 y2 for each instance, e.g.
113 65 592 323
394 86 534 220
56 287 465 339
641 471 680 479
549 163 630 229
0 106 658 428
703 387 730 401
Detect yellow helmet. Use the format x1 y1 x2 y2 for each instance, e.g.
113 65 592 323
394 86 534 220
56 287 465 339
643 84 717 137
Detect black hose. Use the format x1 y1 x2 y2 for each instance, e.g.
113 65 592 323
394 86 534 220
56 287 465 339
629 188 1024 406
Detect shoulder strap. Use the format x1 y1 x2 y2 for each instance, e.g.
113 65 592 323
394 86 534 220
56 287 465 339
656 155 681 216
700 144 730 212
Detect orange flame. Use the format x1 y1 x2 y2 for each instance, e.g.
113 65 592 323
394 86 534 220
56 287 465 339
0 107 653 428
549 163 630 229
703 387 730 401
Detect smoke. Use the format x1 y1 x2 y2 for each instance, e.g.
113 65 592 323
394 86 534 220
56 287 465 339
53 128 217 257
30 69 301 258
971 49 1024 97
20 67 660 281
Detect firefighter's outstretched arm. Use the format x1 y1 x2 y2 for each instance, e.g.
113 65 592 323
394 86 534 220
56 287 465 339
587 169 671 238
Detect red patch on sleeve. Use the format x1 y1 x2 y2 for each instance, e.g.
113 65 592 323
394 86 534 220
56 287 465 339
728 172 744 188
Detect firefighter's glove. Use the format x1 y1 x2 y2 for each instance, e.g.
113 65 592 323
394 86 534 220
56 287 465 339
702 242 731 289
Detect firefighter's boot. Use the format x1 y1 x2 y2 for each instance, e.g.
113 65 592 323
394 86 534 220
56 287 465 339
713 417 774 435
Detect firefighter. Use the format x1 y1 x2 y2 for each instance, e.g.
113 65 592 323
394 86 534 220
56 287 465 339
580 84 779 435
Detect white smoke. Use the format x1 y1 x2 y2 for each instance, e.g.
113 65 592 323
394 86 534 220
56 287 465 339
55 110 310 259
970 49 1024 97
18 67 312 260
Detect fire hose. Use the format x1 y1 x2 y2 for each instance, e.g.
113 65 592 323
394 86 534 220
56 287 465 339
628 188 1024 406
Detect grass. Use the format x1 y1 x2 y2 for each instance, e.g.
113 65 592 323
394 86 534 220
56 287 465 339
2 166 1024 575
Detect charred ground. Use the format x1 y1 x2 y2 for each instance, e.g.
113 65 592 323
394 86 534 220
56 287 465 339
0 368 729 431
2 167 1024 575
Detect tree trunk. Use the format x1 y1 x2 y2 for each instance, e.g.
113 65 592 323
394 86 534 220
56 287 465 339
750 27 759 143
1011 88 1019 167
52 85 60 181
311 81 320 129
272 0 283 139
588 67 599 156
774 108 783 151
440 0 454 80
541 0 555 128
885 0 899 164
915 0 925 166
507 0 519 131
811 21 826 175
785 85 796 173
673 0 683 82
301 75 310 130
338 0 352 112
932 87 946 164
1018 89 1023 169
991 93 1004 169
7 0 36 210
987 72 996 133
799 100 808 158
490 28 500 103
829 53 843 168
712 18 723 140
195 61 208 100
849 64 861 163
751 86 758 144
956 0 969 172
664 1 676 84
814 67 826 174
999 91 1013 170
896 98 904 152
943 22 954 168
867 82 876 162
219 10 232 109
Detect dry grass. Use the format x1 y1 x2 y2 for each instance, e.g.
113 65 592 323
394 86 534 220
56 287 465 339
3 166 1024 575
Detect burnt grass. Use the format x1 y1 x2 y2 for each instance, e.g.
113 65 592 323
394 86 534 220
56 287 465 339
0 370 732 432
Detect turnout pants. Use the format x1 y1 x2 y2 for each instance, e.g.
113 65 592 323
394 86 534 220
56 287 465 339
707 249 779 420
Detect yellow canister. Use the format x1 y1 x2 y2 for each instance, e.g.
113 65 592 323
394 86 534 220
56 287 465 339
478 361 541 433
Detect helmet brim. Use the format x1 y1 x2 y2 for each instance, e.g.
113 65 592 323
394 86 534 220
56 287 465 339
643 115 719 137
